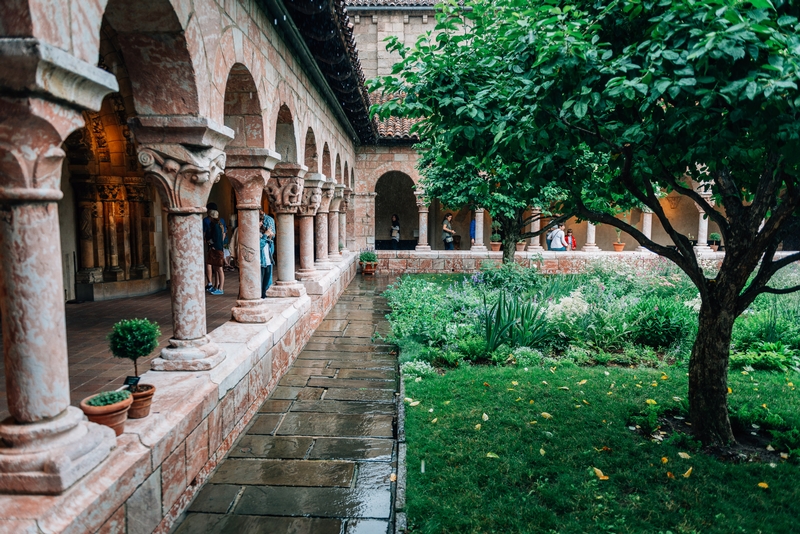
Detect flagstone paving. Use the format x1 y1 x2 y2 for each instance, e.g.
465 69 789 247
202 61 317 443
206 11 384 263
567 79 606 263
176 276 399 534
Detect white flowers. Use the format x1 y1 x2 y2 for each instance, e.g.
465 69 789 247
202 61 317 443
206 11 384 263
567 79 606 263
546 290 589 321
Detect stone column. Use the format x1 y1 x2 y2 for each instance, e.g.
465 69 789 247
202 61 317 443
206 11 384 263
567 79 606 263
582 222 601 252
637 209 654 252
0 45 119 493
265 162 308 297
414 189 431 251
327 184 344 262
296 173 324 280
471 208 487 251
694 195 714 254
339 188 352 254
133 117 234 370
315 178 333 270
527 208 544 252
97 181 125 281
72 180 104 283
126 180 150 278
225 148 280 322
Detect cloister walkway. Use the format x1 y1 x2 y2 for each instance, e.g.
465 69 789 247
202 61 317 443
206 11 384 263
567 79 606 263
175 276 399 534
0 273 241 420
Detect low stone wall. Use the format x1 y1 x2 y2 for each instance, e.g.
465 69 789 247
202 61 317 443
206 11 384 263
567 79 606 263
0 253 357 534
374 249 727 274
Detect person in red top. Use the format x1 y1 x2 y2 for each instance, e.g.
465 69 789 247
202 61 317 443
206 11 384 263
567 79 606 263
565 228 577 250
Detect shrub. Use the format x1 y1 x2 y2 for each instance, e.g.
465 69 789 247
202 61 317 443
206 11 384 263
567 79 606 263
87 390 131 407
401 360 438 380
628 296 692 350
729 350 796 372
108 318 160 377
457 335 488 362
770 428 800 461
478 262 540 295
512 347 544 367
359 250 378 263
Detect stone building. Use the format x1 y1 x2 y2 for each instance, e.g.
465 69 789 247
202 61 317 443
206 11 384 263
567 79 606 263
0 0 782 532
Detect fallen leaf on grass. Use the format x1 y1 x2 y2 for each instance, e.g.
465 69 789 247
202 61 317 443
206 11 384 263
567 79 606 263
593 467 609 480
661 374 668 380
542 381 549 385
651 381 658 387
550 367 556 373
516 397 522 402
482 413 489 421
780 453 789 459
529 400 535 404
673 396 682 402
661 457 668 464
541 412 553 419
404 398 413 403
540 448 546 456
409 401 420 407
762 404 768 409
512 381 519 386
758 482 769 489
683 467 693 478
727 387 732 394
486 452 499 459
483 382 491 387
529 421 538 425
678 452 691 459
475 424 481 430
667 472 675 479
444 401 451 405
578 379 587 385
593 446 612 453
766 444 775 451
645 399 657 405
582 399 590 405
430 418 438 423
558 386 570 391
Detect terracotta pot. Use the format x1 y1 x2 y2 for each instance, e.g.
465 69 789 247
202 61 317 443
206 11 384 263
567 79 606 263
80 394 133 436
360 261 378 276
490 242 502 252
612 242 626 252
710 244 719 252
129 384 156 419
515 242 526 251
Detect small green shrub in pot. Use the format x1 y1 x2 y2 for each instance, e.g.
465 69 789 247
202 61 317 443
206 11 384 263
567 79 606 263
359 250 378 263
709 232 721 243
108 318 160 377
86 390 131 407
490 233 501 242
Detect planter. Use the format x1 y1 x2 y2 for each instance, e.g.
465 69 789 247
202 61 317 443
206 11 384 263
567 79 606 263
612 242 626 252
490 242 502 252
710 244 719 252
128 384 156 419
80 394 133 436
515 242 526 251
360 261 378 276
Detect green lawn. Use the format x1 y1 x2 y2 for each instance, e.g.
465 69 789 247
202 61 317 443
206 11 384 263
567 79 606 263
402 365 800 534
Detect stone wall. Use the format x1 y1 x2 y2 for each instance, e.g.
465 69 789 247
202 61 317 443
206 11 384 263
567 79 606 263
0 255 357 534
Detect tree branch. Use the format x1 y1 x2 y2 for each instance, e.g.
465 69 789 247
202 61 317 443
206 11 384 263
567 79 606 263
759 284 800 296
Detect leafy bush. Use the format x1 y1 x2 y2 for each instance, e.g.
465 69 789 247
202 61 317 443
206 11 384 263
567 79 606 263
457 335 488 362
770 428 800 461
628 296 693 350
477 262 540 295
359 250 378 263
87 390 131 407
108 318 160 377
512 347 544 367
401 360 438 380
729 349 797 372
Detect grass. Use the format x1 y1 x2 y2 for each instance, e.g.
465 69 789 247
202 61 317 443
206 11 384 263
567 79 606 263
402 364 800 534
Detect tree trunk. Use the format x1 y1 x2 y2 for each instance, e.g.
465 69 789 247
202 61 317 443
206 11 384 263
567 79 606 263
502 235 517 263
688 299 737 446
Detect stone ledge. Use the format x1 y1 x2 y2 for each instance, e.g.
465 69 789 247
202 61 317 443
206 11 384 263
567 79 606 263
0 255 356 534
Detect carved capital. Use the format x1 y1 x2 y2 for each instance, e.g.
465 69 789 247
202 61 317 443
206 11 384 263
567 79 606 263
266 162 307 214
695 193 715 212
414 188 429 209
138 145 226 212
298 174 325 217
329 183 345 212
317 179 334 214
340 187 352 213
226 148 280 208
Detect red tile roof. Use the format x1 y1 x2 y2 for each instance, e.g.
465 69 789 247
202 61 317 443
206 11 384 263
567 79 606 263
370 92 422 142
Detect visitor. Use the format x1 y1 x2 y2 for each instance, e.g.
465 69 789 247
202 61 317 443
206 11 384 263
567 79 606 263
469 213 476 247
226 225 239 271
260 209 275 290
206 210 226 294
546 225 557 250
390 214 400 250
565 228 577 251
550 224 568 251
260 224 273 298
442 213 456 250
203 202 226 292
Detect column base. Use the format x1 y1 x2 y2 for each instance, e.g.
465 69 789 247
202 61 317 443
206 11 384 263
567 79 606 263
526 244 544 252
340 248 349 254
152 336 225 371
581 244 601 252
0 407 116 494
232 299 272 323
415 245 431 251
76 267 103 284
295 269 318 281
694 245 713 254
470 245 488 251
328 253 342 263
266 281 307 298
314 260 333 270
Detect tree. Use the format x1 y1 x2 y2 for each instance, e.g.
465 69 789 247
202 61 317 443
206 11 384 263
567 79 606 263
416 139 570 262
372 0 800 446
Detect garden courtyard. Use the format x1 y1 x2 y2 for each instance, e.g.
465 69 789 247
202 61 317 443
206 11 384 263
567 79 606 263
387 262 800 533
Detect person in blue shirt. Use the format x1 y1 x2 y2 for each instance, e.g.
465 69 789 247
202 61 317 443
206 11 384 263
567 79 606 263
259 209 275 292
259 224 273 298
469 214 476 248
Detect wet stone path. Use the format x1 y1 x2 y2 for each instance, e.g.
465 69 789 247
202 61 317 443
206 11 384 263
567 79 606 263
177 276 398 534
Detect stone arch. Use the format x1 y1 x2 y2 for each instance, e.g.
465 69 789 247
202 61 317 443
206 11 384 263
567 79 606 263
275 104 298 163
344 162 349 187
100 0 201 116
304 128 318 172
335 154 342 184
366 159 421 193
375 171 417 249
223 63 264 149
350 168 355 189
322 143 332 177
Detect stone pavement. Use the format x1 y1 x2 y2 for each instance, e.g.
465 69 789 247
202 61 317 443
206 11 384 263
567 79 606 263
175 276 398 534
0 272 240 420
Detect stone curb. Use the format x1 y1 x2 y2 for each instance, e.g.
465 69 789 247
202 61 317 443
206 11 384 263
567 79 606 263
394 368 407 534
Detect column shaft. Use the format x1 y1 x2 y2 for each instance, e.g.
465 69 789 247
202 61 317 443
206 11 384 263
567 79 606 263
582 222 600 252
416 207 430 250
297 216 315 274
237 208 261 301
275 213 296 282
527 209 544 251
328 211 340 260
637 212 653 252
167 213 207 341
315 213 330 265
339 210 347 253
472 208 486 251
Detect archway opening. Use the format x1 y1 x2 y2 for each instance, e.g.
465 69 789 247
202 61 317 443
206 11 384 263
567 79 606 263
375 171 417 250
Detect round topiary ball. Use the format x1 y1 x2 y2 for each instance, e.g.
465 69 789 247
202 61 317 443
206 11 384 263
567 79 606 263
108 318 161 377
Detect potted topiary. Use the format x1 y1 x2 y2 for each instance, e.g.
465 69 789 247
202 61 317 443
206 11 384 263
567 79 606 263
489 221 502 252
108 318 160 419
80 390 133 436
359 249 378 275
515 239 526 251
613 212 628 252
709 232 722 252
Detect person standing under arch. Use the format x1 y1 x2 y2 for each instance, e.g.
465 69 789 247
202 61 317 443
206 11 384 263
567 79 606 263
390 214 400 250
442 213 456 250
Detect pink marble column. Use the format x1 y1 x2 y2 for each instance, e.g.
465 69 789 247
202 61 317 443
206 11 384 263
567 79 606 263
527 208 544 252
472 208 487 251
296 174 324 280
265 162 308 297
327 184 344 262
415 189 431 251
694 195 714 254
0 94 117 491
315 179 334 270
582 222 601 252
134 117 233 370
226 149 280 322
339 188 352 253
637 209 654 252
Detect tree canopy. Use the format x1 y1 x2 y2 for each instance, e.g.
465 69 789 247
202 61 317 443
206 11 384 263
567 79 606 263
372 0 800 445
